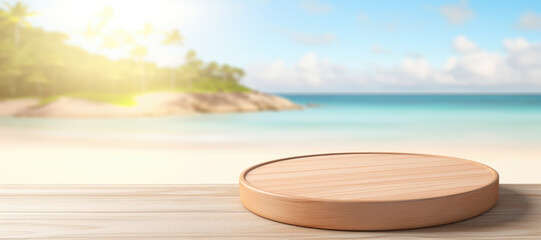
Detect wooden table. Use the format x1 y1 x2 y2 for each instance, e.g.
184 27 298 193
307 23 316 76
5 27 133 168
0 184 539 239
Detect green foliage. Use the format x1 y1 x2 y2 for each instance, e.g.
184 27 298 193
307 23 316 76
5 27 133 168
0 2 251 101
40 92 137 106
0 1 36 27
162 29 183 45
177 78 252 93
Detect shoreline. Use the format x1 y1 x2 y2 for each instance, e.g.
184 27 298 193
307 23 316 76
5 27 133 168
0 125 540 184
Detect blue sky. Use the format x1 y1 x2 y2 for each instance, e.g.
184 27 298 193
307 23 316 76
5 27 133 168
12 0 541 92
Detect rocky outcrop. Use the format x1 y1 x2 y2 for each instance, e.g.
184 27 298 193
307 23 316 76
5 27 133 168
0 98 39 116
4 92 301 118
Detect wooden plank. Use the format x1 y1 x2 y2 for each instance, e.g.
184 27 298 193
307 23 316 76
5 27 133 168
0 184 539 239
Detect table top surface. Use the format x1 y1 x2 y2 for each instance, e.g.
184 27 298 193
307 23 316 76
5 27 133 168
244 153 498 201
0 184 539 239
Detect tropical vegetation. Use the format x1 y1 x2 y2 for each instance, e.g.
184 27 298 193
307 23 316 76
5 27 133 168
0 2 250 101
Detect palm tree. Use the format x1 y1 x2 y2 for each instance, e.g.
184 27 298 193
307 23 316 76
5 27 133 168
162 29 183 45
162 29 184 89
182 50 202 88
130 45 148 91
134 23 154 92
1 62 22 96
115 29 135 45
0 8 6 25
217 64 244 83
80 22 101 89
139 22 153 38
26 71 48 97
98 35 122 93
48 54 65 95
0 1 37 48
231 67 245 83
101 35 120 49
185 50 198 63
97 6 114 29
83 23 100 39
205 61 219 78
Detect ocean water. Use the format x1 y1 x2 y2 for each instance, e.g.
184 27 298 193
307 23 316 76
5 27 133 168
2 94 541 145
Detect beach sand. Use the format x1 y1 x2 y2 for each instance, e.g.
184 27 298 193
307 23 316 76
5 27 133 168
0 126 539 184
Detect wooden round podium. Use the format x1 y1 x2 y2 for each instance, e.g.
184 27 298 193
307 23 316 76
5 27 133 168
239 152 499 230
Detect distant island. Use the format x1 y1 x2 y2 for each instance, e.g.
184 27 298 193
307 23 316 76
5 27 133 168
0 2 299 117
0 91 300 117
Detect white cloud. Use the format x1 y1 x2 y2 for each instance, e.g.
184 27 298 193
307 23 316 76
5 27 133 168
503 38 529 52
504 38 541 81
245 36 541 92
453 35 478 53
516 12 541 31
401 58 431 79
451 51 507 80
372 45 392 55
443 57 458 71
244 52 351 91
287 31 336 45
440 0 474 25
300 0 333 14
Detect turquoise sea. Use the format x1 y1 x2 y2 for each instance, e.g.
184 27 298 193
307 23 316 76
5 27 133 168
1 94 541 145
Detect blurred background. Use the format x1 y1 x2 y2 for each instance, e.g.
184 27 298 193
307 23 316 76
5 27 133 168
1 0 540 184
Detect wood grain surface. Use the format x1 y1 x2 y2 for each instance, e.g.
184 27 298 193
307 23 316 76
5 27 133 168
244 153 498 200
240 152 499 230
0 184 539 239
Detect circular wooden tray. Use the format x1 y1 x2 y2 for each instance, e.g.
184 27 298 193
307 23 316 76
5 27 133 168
239 152 499 230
